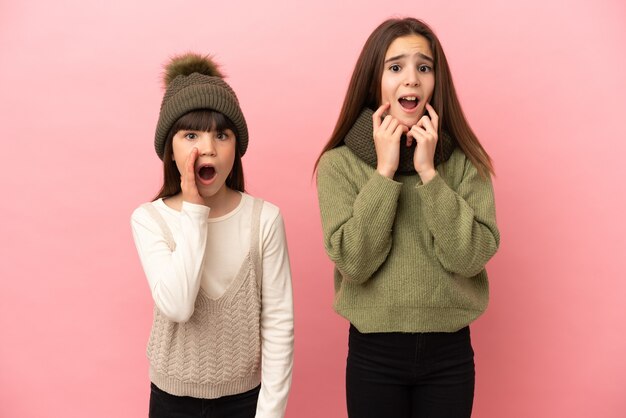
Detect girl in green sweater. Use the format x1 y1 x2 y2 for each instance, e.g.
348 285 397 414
315 18 500 418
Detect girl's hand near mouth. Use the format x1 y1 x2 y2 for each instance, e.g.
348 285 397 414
181 147 205 205
407 103 439 183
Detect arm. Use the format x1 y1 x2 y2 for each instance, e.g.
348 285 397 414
316 153 402 284
416 158 500 277
130 202 210 322
255 211 294 418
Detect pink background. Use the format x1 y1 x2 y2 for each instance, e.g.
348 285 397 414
1 0 625 416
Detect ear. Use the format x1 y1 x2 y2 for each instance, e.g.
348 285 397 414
171 151 175 162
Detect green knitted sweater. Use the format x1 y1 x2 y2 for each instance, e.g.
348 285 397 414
316 112 500 333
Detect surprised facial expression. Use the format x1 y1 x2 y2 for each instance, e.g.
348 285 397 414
380 34 435 128
171 129 236 199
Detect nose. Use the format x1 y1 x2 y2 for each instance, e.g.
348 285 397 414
404 69 420 87
198 136 217 157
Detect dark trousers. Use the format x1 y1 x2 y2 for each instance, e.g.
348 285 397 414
346 324 475 418
149 383 260 418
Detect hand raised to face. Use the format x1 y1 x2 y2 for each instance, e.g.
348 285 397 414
372 102 409 178
180 147 205 206
406 103 439 183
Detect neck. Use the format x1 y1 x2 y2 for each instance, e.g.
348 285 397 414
163 186 242 216
203 187 241 218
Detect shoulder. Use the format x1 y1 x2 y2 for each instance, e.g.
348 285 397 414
130 201 164 237
244 195 288 248
131 201 158 223
445 147 469 168
131 198 176 220
242 193 282 227
438 147 493 193
131 199 185 230
317 146 370 182
447 147 492 181
440 147 475 180
261 199 282 227
319 145 360 168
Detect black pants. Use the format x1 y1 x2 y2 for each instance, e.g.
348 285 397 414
149 383 260 418
346 324 475 418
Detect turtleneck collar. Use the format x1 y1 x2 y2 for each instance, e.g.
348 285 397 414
343 108 456 175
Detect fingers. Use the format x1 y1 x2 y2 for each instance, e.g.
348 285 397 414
415 106 438 141
182 148 198 191
374 107 403 143
425 103 439 130
408 104 438 146
186 148 198 179
410 127 428 142
425 103 438 119
373 105 404 178
407 128 425 148
392 123 406 139
372 102 390 131
410 123 437 142
417 116 436 135
409 106 438 165
408 112 439 152
384 115 399 133
180 148 205 205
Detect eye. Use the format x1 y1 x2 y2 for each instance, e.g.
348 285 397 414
389 64 401 72
418 64 432 73
184 132 197 140
216 131 230 141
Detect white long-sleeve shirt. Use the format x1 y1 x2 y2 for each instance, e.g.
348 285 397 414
131 193 294 417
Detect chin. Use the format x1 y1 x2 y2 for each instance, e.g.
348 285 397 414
390 111 423 128
400 116 420 128
198 187 217 198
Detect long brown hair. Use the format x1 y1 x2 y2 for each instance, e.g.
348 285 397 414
314 17 494 178
154 110 245 201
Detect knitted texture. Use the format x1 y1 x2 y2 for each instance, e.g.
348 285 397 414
344 108 456 174
316 143 500 333
145 199 264 398
154 63 249 160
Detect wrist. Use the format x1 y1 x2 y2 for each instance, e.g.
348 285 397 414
376 166 396 178
418 168 437 184
183 194 206 206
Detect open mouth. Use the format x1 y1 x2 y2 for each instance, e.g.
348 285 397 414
197 165 216 181
398 96 419 110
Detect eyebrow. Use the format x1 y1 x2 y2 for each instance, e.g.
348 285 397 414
384 53 434 64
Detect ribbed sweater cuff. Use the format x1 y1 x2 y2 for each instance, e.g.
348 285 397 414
353 171 403 233
363 171 403 206
150 366 261 399
414 171 445 195
414 173 454 228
